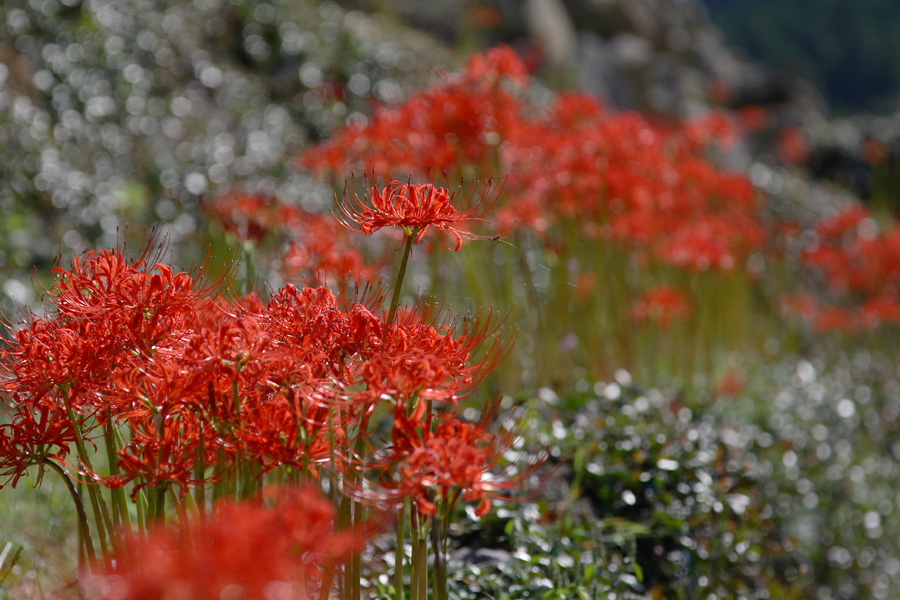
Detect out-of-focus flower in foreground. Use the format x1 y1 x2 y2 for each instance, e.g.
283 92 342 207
83 486 372 600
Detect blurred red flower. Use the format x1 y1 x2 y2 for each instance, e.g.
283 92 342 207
85 486 372 600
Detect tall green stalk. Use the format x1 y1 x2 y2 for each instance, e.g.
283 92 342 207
64 402 114 561
431 511 447 600
103 416 129 529
387 235 415 326
42 458 94 569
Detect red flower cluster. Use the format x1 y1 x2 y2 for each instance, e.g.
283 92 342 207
0 403 74 488
301 45 529 179
204 190 376 285
85 486 369 600
302 46 764 275
0 244 514 501
388 414 536 517
501 97 762 271
797 204 900 331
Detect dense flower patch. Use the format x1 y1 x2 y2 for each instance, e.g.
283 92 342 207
4 41 900 600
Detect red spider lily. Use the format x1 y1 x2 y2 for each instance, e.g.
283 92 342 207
237 385 348 477
814 204 870 241
804 205 900 298
302 46 764 277
362 407 542 518
300 45 528 178
204 190 279 243
85 486 373 600
102 408 209 499
858 296 900 328
496 92 762 271
16 246 226 412
336 178 500 251
2 316 105 410
463 44 530 88
353 303 514 410
259 284 389 381
49 246 219 331
206 190 377 284
0 403 75 489
397 417 495 516
736 105 769 133
631 286 691 328
656 214 764 272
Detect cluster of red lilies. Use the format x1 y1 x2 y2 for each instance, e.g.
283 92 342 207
0 177 535 599
5 41 900 600
302 45 900 336
781 203 900 332
303 46 764 278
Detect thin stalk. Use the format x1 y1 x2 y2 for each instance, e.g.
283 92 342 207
513 231 546 384
348 423 370 600
155 482 167 520
337 493 353 600
153 410 167 521
387 235 414 326
431 512 446 600
394 501 406 600
194 430 206 520
135 486 146 534
414 535 427 600
212 448 226 504
103 417 128 529
319 567 337 600
169 485 188 525
64 404 113 560
43 458 94 569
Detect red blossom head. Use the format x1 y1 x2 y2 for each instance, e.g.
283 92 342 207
360 406 543 518
337 177 500 250
86 486 373 600
0 404 75 489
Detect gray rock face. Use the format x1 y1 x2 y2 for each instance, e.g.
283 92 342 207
524 0 577 70
561 0 825 119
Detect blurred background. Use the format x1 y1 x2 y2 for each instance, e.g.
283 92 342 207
4 1 900 599
2 0 899 303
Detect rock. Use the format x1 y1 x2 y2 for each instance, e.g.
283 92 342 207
524 0 578 70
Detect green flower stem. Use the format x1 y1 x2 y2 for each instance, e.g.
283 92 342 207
153 410 167 521
514 230 545 384
387 235 415 327
414 533 427 600
337 492 353 600
42 458 94 569
431 511 447 600
394 501 406 600
194 430 206 520
135 486 146 534
318 566 337 600
103 416 129 530
155 482 167 521
64 403 113 560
